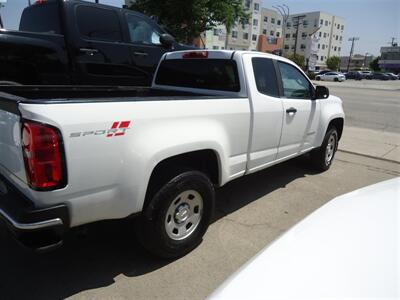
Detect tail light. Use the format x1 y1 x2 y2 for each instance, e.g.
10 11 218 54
182 51 209 59
21 120 67 190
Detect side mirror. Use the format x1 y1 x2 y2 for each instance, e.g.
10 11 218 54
160 33 175 48
314 85 329 99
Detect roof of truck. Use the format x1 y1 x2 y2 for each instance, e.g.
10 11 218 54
163 50 287 61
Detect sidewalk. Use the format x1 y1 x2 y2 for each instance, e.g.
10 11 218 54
338 126 400 163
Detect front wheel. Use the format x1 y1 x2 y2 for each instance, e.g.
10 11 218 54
136 170 215 258
310 127 338 171
316 77 321 81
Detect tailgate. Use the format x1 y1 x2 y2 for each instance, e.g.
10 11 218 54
0 92 26 183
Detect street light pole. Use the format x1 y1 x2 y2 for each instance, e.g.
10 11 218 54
346 37 360 72
293 15 305 56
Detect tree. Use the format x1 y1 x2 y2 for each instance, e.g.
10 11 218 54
326 56 340 70
129 0 249 44
369 56 381 71
285 53 305 69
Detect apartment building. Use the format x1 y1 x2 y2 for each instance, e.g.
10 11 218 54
283 11 345 69
205 0 284 51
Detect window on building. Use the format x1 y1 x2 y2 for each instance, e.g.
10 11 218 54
254 3 260 10
285 33 290 38
334 46 337 51
270 31 274 36
321 56 324 61
252 34 257 41
303 20 308 27
221 47 225 50
292 33 296 38
291 45 295 50
253 19 258 26
213 29 219 36
340 36 342 41
276 32 280 37
271 18 275 24
232 31 238 38
323 32 327 38
300 44 306 50
245 0 251 9
212 46 219 49
316 55 319 60
338 47 341 51
325 20 328 26
318 44 320 49
252 57 279 97
243 32 249 39
277 20 281 25
319 32 322 37
262 29 267 35
337 24 340 29
287 22 291 28
277 61 312 99
336 35 338 40
302 32 307 38
284 44 289 50
320 19 323 25
314 18 318 27
341 25 344 30
264 16 268 22
322 44 325 49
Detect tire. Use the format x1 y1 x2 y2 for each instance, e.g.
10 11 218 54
310 127 338 172
334 77 339 82
316 77 321 81
136 170 215 258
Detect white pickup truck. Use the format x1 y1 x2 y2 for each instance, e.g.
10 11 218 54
0 50 344 257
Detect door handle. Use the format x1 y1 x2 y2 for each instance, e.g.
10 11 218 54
133 51 149 57
286 107 297 114
79 48 99 56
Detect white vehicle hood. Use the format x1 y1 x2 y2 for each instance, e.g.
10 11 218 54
210 177 400 299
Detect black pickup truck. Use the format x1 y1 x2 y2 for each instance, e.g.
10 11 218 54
0 0 193 86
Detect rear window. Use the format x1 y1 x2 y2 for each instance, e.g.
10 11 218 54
155 59 240 92
77 6 122 42
19 2 61 34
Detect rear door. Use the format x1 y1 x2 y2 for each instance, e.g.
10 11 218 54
243 55 284 173
72 4 134 85
123 12 169 86
276 60 320 160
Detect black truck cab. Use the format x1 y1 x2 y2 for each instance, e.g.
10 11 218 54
0 0 192 86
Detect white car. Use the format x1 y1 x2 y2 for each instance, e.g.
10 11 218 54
0 50 344 257
316 71 346 82
209 177 400 299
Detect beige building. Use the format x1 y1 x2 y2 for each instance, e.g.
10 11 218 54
283 11 345 69
260 8 283 39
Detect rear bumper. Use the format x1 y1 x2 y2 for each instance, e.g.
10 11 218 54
0 174 69 251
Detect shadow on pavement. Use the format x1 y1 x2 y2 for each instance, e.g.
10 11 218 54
0 155 318 299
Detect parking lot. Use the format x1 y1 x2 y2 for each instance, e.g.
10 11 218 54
1 80 399 300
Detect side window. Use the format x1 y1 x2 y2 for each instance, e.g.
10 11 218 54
252 57 279 97
126 14 161 45
277 61 312 99
77 6 122 42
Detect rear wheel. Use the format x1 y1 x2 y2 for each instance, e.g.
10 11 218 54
136 170 215 258
310 127 338 171
316 77 321 81
334 77 339 82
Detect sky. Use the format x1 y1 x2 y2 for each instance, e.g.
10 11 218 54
1 0 399 56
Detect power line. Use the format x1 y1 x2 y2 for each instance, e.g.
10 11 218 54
346 37 359 72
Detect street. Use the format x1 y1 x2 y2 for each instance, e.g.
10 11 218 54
0 80 399 300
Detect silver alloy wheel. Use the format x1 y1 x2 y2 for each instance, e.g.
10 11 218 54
325 133 336 165
165 190 203 241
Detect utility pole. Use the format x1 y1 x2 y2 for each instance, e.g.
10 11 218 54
292 15 305 56
346 37 359 72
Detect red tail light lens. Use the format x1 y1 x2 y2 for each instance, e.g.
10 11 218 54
22 121 66 190
182 51 209 59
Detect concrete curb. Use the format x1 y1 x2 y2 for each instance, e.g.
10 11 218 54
337 149 400 165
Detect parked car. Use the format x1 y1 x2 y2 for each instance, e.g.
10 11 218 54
209 177 400 299
385 73 399 80
316 72 346 82
366 72 390 80
0 0 194 86
359 70 372 78
344 71 363 80
315 70 332 76
0 50 344 258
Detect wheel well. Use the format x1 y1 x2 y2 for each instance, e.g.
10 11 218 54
328 118 344 140
144 150 220 209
